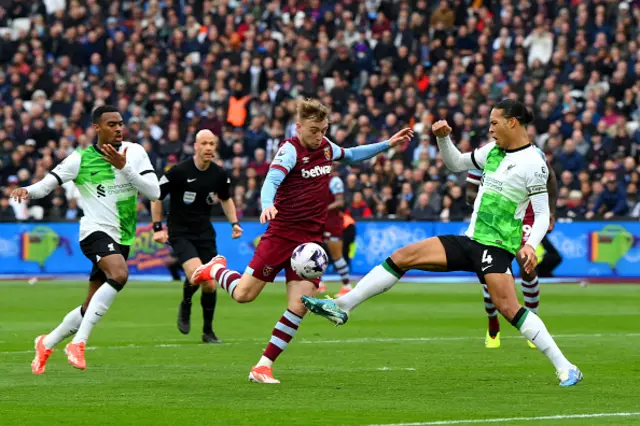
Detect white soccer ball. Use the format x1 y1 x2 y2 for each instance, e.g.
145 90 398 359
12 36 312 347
291 243 329 280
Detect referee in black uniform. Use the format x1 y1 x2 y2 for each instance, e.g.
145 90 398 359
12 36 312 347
151 129 243 343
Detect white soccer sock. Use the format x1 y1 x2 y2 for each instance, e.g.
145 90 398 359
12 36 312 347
257 356 273 368
336 259 403 312
71 282 119 344
43 306 83 349
516 310 573 371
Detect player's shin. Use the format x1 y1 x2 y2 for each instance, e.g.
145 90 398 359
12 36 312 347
482 285 500 337
201 286 217 334
521 275 540 314
510 307 573 371
335 257 403 312
71 279 122 344
43 306 84 349
257 309 302 368
334 257 351 287
183 278 199 303
213 265 241 300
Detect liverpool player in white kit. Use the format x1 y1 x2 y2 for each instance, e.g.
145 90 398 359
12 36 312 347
11 106 160 373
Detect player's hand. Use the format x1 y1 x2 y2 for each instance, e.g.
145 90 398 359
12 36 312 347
388 128 414 147
10 188 29 203
431 120 452 138
232 223 243 239
260 206 278 224
585 211 595 220
547 216 556 232
604 211 615 219
518 244 537 275
102 144 127 170
153 230 168 244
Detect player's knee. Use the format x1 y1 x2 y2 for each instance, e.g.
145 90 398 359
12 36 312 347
108 268 129 286
202 280 216 292
494 297 520 320
390 245 415 270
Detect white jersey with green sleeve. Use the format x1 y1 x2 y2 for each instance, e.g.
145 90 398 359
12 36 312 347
466 142 548 254
50 142 155 245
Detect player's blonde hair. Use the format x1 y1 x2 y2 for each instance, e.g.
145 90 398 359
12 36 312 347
296 98 330 123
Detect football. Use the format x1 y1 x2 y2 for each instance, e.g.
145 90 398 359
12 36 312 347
291 242 329 280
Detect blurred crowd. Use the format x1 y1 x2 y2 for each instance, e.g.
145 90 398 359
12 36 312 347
1 0 640 223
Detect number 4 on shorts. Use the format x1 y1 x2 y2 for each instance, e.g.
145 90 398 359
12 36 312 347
482 249 493 264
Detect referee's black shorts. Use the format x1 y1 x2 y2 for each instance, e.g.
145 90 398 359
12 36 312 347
438 235 515 284
169 236 217 265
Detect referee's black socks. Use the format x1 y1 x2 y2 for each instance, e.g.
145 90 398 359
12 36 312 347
183 278 199 303
201 290 217 334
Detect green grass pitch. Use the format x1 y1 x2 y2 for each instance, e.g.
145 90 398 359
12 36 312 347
0 280 639 425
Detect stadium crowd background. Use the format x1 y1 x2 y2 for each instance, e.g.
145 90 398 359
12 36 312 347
1 0 640 223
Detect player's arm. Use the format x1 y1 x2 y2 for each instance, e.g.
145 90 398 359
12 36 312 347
545 161 558 229
11 152 81 202
152 165 180 241
432 121 494 173
116 144 160 201
328 177 345 211
330 128 413 164
521 164 551 273
465 170 482 206
216 172 243 238
260 142 297 223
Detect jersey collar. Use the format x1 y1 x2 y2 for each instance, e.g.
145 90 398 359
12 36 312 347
505 143 532 153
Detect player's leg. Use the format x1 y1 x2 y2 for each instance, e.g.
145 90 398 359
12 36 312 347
193 238 221 343
327 237 351 296
516 250 540 348
171 237 202 335
249 276 317 384
66 237 131 370
483 260 581 385
302 236 451 324
192 234 289 303
32 276 99 374
537 235 562 277
482 283 501 348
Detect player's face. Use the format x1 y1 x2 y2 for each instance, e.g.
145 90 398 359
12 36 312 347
94 112 124 145
297 118 329 150
195 137 216 162
488 108 516 149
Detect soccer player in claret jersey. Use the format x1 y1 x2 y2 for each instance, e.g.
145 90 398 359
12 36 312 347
467 144 558 349
192 98 413 383
318 167 352 296
303 99 582 386
11 106 160 373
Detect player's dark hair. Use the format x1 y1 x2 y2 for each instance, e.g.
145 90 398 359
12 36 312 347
92 105 120 124
495 99 534 125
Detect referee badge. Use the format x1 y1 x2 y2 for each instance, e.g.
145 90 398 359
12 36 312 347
206 192 215 205
183 191 196 204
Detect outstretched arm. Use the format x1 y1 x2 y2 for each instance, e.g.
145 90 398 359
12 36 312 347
13 152 81 202
331 128 414 164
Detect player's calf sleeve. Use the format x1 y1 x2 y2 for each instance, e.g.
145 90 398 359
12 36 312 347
71 279 121 344
511 308 572 371
43 306 84 349
336 257 403 312
183 278 199 303
201 290 217 333
521 277 540 314
334 257 351 286
258 309 302 367
213 266 241 300
482 285 500 337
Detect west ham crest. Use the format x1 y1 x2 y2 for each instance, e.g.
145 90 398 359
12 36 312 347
263 265 274 276
324 146 331 160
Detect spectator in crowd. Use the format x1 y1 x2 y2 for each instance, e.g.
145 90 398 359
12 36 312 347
1 0 639 223
586 177 629 219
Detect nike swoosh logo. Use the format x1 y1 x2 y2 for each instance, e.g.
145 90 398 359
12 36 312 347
532 331 540 341
187 178 196 182
91 171 99 176
482 265 493 271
